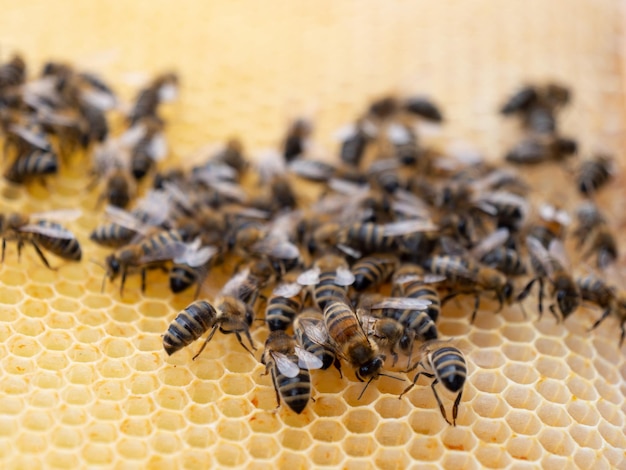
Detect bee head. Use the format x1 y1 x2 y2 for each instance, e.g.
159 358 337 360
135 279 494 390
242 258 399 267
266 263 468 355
356 354 385 382
105 254 120 280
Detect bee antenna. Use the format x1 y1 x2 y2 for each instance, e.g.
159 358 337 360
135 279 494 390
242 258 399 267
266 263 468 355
89 258 105 270
357 376 376 401
379 372 405 382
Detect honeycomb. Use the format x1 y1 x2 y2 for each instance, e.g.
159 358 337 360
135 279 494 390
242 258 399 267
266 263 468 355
1 1 626 469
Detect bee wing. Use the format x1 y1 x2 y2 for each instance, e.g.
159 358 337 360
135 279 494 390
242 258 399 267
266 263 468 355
220 268 252 298
81 88 117 111
391 189 431 219
548 238 571 270
335 266 356 286
8 124 51 151
539 203 571 226
158 82 179 103
297 268 321 286
147 133 168 162
272 351 301 378
252 237 300 260
104 205 153 235
118 123 147 148
393 273 447 285
138 241 189 264
30 209 82 222
272 282 302 298
299 317 329 344
337 243 362 259
383 219 438 236
19 224 76 240
526 236 554 276
371 297 431 310
439 236 468 256
367 158 400 175
288 159 336 181
328 178 370 197
295 346 324 370
205 181 248 203
174 240 217 267
387 123 413 145
358 314 377 335
471 228 510 259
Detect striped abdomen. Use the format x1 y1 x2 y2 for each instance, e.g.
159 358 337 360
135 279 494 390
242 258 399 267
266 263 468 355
324 301 363 345
266 296 302 332
163 300 218 356
345 222 396 254
274 365 311 414
5 150 58 183
430 346 467 393
314 272 350 310
393 282 441 323
351 254 397 291
32 221 81 261
90 223 138 248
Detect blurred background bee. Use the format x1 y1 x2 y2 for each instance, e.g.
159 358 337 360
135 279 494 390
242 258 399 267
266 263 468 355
0 209 81 268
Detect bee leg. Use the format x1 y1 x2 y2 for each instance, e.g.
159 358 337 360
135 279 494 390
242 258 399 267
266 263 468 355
451 389 463 426
470 293 481 323
399 365 430 399
192 325 219 360
537 278 545 318
430 378 453 426
269 369 281 410
548 304 560 323
1 238 6 263
141 268 147 293
516 277 538 303
333 358 343 378
389 346 399 368
588 307 612 331
620 321 626 348
120 268 128 297
234 331 257 356
30 241 56 270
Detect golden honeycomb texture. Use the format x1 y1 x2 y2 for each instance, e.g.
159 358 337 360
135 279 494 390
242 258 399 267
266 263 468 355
0 1 626 469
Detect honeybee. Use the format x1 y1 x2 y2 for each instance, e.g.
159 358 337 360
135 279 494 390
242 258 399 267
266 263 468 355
282 118 312 162
577 274 626 345
577 154 614 196
262 330 323 414
90 137 137 208
103 229 212 296
525 203 570 250
358 310 404 365
399 341 467 426
343 219 439 256
163 267 259 358
129 117 167 181
500 83 571 134
293 308 342 374
297 254 355 310
265 281 304 332
470 228 526 276
392 264 442 323
505 135 577 164
0 209 81 268
386 121 421 166
402 96 444 122
128 72 178 125
425 252 514 323
573 202 617 269
209 138 248 176
335 119 377 167
351 253 399 291
0 54 26 91
4 148 59 184
517 237 580 321
323 299 388 390
359 293 436 366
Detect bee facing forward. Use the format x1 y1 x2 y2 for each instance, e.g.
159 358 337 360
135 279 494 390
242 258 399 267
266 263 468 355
399 341 467 426
0 209 81 269
261 330 323 414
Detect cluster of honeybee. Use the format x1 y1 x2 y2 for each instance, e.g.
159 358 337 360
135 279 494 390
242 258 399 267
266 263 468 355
2 59 624 426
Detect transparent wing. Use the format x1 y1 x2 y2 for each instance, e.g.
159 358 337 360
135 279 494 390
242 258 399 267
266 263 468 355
158 82 179 103
383 219 438 236
118 124 147 148
252 237 300 260
19 224 75 240
337 243 362 259
288 159 336 181
104 205 153 235
387 123 413 145
439 236 468 256
221 268 252 298
371 297 431 310
297 268 321 286
8 124 51 151
295 346 324 370
367 158 400 175
548 238 570 270
272 282 302 298
138 241 189 264
299 317 329 344
273 351 301 378
471 228 510 259
394 273 447 285
31 209 82 222
335 266 356 286
147 133 168 162
174 240 217 267
526 236 554 277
